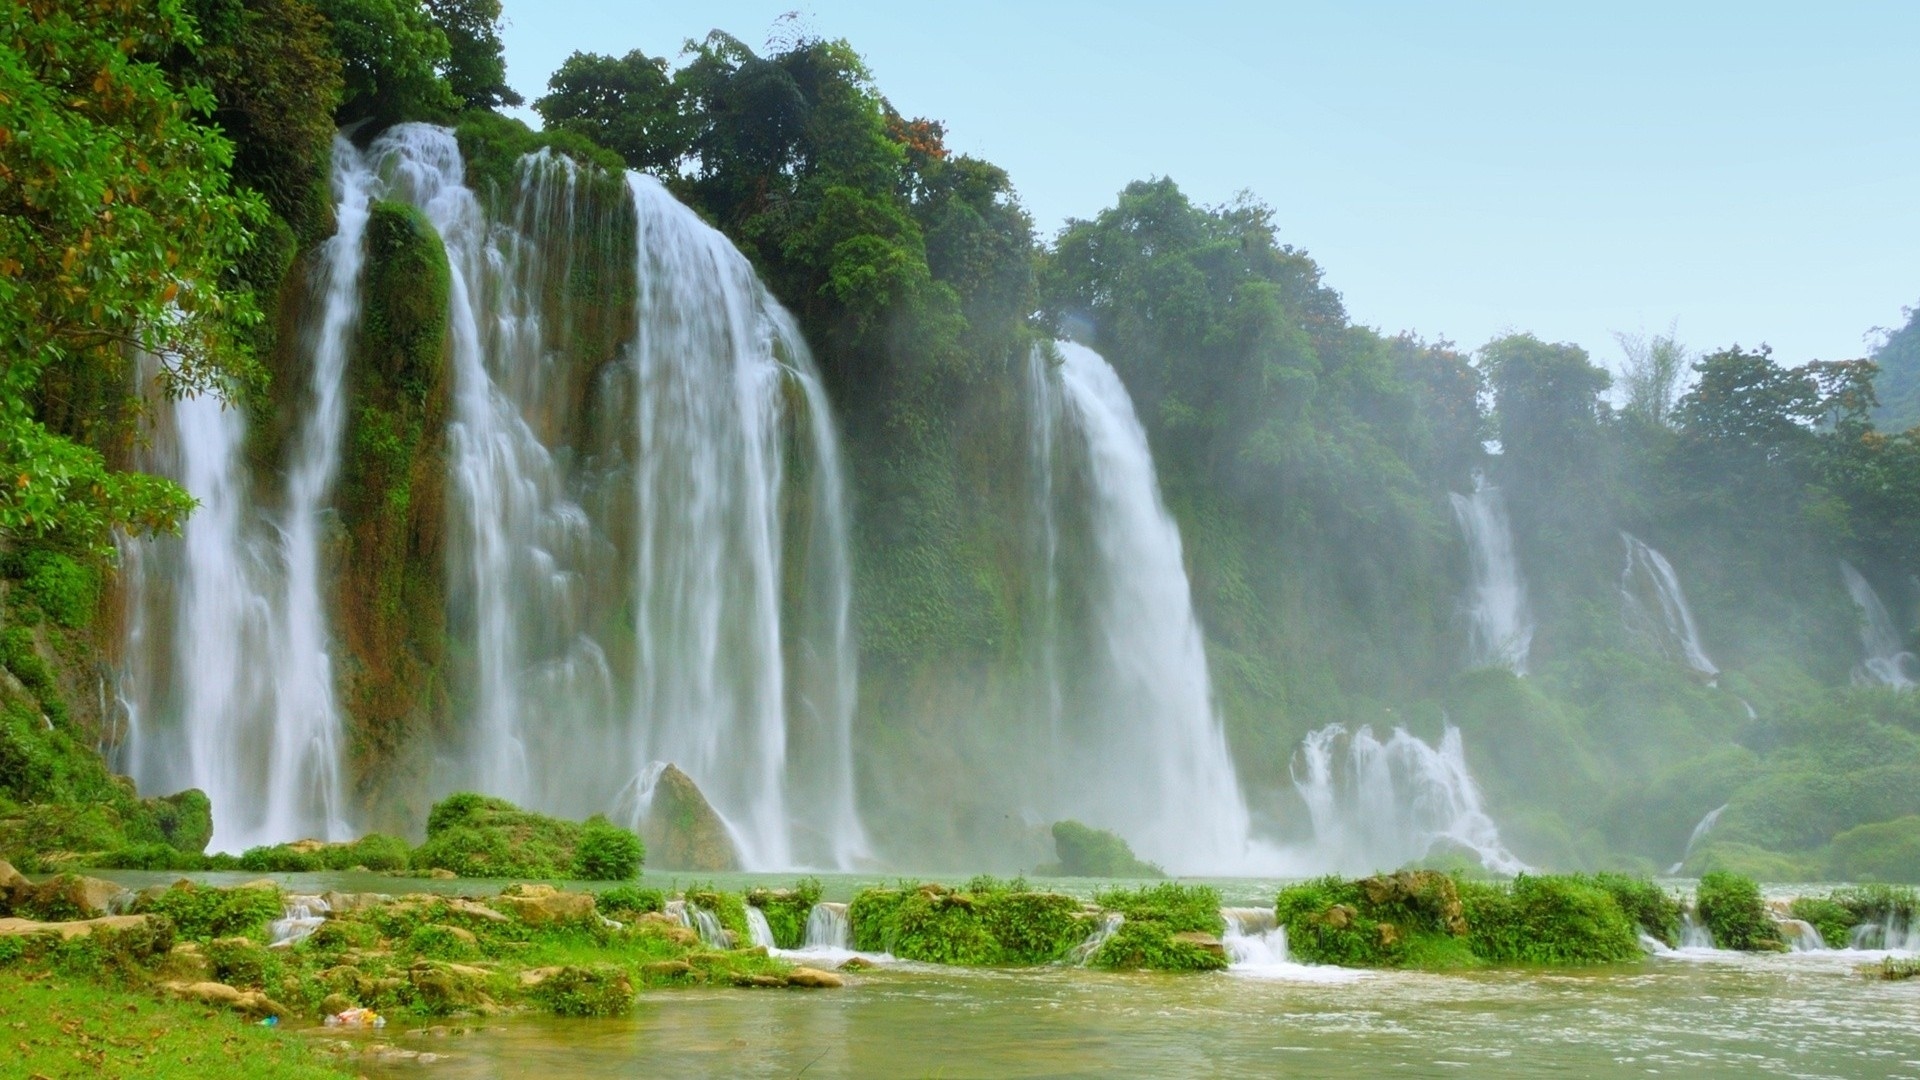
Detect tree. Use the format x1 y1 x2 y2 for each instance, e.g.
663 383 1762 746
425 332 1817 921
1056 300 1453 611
311 0 455 127
424 0 520 110
1615 324 1687 428
1676 346 1818 459
0 0 267 550
534 49 687 172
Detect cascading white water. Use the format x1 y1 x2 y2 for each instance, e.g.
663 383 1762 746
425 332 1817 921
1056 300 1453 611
1450 471 1533 673
355 126 864 869
802 902 851 951
1030 340 1256 874
1067 912 1124 966
1283 724 1524 876
1840 561 1916 689
1678 910 1715 949
1220 908 1286 965
745 906 777 949
1620 533 1718 679
118 137 369 849
269 895 331 947
668 900 734 948
1665 803 1727 875
624 172 866 870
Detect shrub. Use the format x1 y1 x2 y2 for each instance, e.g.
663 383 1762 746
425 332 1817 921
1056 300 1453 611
747 878 822 949
570 816 642 880
1090 919 1226 972
134 882 282 941
407 923 479 960
1588 873 1682 947
14 549 98 628
336 833 411 871
597 886 665 919
1463 875 1641 964
1825 816 1920 884
532 965 634 1017
92 843 206 871
413 793 583 878
1092 884 1223 935
848 887 910 953
1788 895 1856 946
846 882 1091 966
1694 871 1783 951
1048 821 1165 878
204 937 274 988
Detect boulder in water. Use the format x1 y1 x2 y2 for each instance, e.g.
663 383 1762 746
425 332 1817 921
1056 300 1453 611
638 765 741 871
785 966 844 988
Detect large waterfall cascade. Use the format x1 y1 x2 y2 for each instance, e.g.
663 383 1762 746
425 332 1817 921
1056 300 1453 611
1840 561 1916 690
117 136 371 849
1449 471 1534 674
1619 533 1718 679
1282 723 1525 877
117 125 868 866
1028 341 1258 874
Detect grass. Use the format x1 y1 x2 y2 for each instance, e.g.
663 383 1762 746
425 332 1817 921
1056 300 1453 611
0 970 352 1079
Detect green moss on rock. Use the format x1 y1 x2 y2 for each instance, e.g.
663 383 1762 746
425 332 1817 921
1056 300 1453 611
338 199 452 815
411 793 642 880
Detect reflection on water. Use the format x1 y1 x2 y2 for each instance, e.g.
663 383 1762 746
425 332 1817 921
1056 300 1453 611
348 949 1920 1079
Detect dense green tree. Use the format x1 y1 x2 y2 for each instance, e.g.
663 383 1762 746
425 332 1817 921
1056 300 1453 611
0 0 266 550
534 49 687 173
424 0 520 110
312 0 455 127
1869 303 1920 433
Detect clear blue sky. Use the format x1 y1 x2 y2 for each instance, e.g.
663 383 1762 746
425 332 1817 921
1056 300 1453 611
499 2 1920 374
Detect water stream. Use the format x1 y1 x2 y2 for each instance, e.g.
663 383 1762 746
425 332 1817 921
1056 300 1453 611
1027 341 1257 874
1840 560 1917 689
1450 470 1533 673
1620 532 1718 678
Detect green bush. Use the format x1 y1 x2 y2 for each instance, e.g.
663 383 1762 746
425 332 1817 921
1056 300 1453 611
597 885 665 919
1694 871 1783 951
13 549 98 628
204 937 274 988
413 793 585 878
1047 821 1166 878
1588 872 1682 947
0 627 52 694
1092 883 1223 935
407 923 480 960
133 882 282 941
747 878 822 949
92 843 206 871
1788 895 1856 946
1462 875 1641 965
1089 919 1226 972
570 816 642 880
846 881 1090 966
532 965 634 1017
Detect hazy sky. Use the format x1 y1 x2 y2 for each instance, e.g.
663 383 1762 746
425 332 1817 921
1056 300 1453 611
499 2 1920 373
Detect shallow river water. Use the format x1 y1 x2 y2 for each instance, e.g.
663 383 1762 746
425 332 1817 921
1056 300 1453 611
96 870 1920 1077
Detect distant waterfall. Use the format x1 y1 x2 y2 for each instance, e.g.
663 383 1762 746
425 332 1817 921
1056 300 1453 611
1840 561 1916 690
1620 533 1718 679
1283 724 1524 876
117 137 369 849
1029 341 1256 874
1450 471 1533 673
1665 803 1726 874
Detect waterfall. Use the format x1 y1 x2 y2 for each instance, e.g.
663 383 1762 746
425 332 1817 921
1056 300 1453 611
118 136 370 849
623 172 865 870
1678 910 1714 950
1067 912 1124 966
1619 533 1717 679
668 900 734 948
802 902 851 951
1283 724 1524 876
1029 341 1256 874
1665 803 1726 875
1449 471 1533 673
269 895 331 947
1221 908 1287 966
354 126 864 869
1840 561 1917 689
745 907 776 950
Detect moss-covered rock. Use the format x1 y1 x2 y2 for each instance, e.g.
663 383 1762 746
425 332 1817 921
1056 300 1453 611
848 879 1090 966
338 199 452 819
638 765 740 871
410 793 641 880
1044 820 1165 878
1278 871 1646 969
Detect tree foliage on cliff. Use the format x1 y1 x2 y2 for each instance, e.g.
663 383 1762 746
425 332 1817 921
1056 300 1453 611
0 0 267 550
